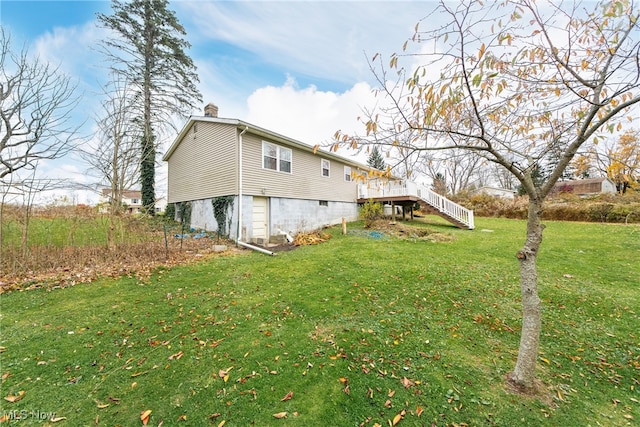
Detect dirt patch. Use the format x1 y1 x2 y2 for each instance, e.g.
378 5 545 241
364 220 455 242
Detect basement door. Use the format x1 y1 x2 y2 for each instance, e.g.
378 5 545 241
252 196 269 242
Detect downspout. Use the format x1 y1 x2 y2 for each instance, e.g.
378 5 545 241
237 126 248 245
235 125 276 256
237 240 276 256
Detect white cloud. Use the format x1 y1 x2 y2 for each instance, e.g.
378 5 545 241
245 76 376 148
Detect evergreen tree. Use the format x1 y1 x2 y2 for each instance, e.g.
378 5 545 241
431 172 447 195
98 0 202 214
367 146 386 170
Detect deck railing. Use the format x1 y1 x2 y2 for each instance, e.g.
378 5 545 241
358 180 475 230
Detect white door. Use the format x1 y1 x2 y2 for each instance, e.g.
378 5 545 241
252 197 269 241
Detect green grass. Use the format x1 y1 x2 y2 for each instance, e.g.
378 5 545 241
1 214 167 249
0 217 638 426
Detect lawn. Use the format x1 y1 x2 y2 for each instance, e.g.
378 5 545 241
0 217 638 426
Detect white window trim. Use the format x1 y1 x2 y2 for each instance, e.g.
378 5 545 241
321 159 330 177
262 141 292 174
344 166 352 182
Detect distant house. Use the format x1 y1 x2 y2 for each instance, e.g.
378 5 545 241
99 189 167 214
472 186 517 199
553 177 617 196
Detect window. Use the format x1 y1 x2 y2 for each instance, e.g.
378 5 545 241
321 159 330 177
344 166 352 182
131 198 139 204
263 141 292 173
319 200 328 207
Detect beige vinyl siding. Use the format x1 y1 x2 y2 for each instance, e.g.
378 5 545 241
241 133 360 202
167 122 237 202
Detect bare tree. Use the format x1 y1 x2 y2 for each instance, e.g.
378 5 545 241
424 148 486 194
0 28 80 180
336 0 640 392
81 76 141 249
82 76 140 210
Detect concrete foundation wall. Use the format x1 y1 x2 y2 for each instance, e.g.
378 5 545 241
187 196 358 241
269 198 358 237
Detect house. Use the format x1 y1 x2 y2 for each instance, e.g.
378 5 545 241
99 188 167 214
162 103 372 244
99 188 143 214
553 177 617 196
471 186 517 199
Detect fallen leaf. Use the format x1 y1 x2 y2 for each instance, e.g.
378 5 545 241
177 414 187 421
343 385 350 395
416 405 424 417
401 377 414 388
4 390 25 403
273 412 287 419
392 409 406 425
140 409 152 425
280 391 294 401
339 377 348 384
218 367 233 378
50 416 67 422
385 399 392 408
169 351 184 360
217 421 226 427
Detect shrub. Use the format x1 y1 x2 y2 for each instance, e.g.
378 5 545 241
360 199 383 228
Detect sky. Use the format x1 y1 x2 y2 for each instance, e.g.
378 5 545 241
0 0 441 205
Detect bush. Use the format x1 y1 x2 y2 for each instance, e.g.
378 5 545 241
455 192 640 223
360 199 383 228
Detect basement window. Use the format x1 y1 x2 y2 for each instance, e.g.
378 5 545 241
319 200 328 207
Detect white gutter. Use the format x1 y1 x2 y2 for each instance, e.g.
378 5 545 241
237 240 277 256
237 126 248 243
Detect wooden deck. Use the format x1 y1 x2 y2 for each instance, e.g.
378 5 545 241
357 180 475 230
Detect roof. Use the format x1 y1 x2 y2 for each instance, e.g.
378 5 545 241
162 116 372 171
554 177 613 186
101 188 142 199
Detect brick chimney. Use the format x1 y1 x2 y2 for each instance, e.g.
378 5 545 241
204 103 218 117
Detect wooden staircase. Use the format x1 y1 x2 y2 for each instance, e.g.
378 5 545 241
357 180 475 230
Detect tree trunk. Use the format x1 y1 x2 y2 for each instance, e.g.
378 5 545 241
140 0 155 216
509 197 545 391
